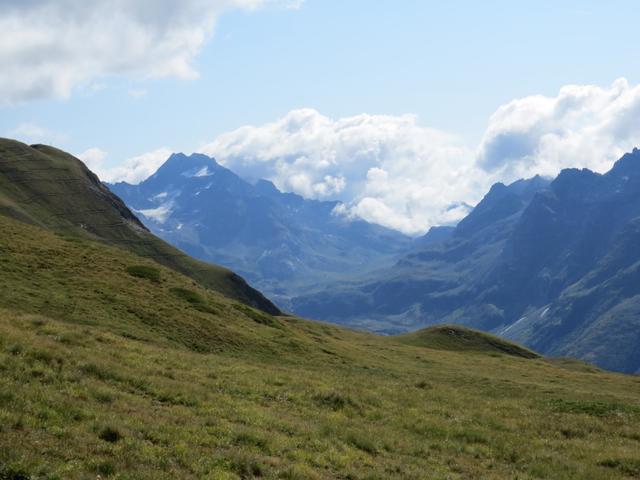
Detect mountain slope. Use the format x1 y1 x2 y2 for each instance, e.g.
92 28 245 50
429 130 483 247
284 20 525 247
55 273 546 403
0 138 279 314
293 151 640 373
1 210 640 479
492 149 640 372
108 153 411 305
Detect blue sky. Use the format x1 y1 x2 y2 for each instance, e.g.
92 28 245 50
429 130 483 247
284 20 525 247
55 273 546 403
2 0 640 233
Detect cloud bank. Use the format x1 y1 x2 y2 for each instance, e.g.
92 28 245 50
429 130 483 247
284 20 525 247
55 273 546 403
78 78 640 235
195 79 640 234
477 78 640 179
201 109 481 234
0 0 299 105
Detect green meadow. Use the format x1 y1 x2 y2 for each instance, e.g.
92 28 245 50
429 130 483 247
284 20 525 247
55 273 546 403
0 214 639 479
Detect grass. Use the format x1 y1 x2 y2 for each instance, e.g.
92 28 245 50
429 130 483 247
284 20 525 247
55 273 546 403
598 458 640 476
0 207 639 478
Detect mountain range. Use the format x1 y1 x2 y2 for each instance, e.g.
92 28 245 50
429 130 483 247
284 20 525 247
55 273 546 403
108 153 411 306
293 150 640 373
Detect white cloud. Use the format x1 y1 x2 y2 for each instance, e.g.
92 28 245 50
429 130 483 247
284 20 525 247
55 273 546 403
7 123 67 145
76 147 108 172
196 79 640 235
92 78 640 236
201 109 485 235
0 0 302 105
477 78 640 179
78 147 172 184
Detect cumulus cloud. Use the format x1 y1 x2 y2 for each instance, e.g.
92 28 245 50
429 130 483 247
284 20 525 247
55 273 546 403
477 78 640 179
80 79 640 235
201 109 484 234
0 0 300 105
194 79 640 235
78 147 172 184
76 147 109 172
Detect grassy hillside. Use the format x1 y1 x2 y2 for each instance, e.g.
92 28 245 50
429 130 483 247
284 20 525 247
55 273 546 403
0 138 279 315
1 214 640 479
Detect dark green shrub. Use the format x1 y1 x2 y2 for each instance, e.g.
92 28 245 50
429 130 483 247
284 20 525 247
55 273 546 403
126 265 161 283
547 398 637 417
415 380 432 389
170 287 205 304
98 426 122 443
234 304 278 327
0 465 31 480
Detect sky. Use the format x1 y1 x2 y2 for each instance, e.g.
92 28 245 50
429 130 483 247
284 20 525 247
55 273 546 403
2 0 640 234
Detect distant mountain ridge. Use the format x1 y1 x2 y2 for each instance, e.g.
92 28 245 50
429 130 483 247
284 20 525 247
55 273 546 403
291 174 551 329
109 153 411 305
293 150 640 373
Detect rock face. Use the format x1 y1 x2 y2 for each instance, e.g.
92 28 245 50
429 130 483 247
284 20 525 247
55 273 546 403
109 153 411 306
293 150 640 373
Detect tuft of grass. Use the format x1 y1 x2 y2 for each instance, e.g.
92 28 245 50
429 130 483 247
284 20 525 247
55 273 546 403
598 458 640 476
92 461 116 477
227 452 266 478
126 265 161 283
314 392 359 411
79 363 121 383
91 389 115 404
453 429 490 445
345 430 379 454
233 430 270 451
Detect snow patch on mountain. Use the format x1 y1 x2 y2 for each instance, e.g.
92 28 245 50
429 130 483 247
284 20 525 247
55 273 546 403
136 203 173 224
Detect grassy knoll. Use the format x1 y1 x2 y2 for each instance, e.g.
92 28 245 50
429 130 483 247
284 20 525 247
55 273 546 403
398 324 540 359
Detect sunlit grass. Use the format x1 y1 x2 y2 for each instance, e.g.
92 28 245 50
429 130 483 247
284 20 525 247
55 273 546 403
0 214 639 479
